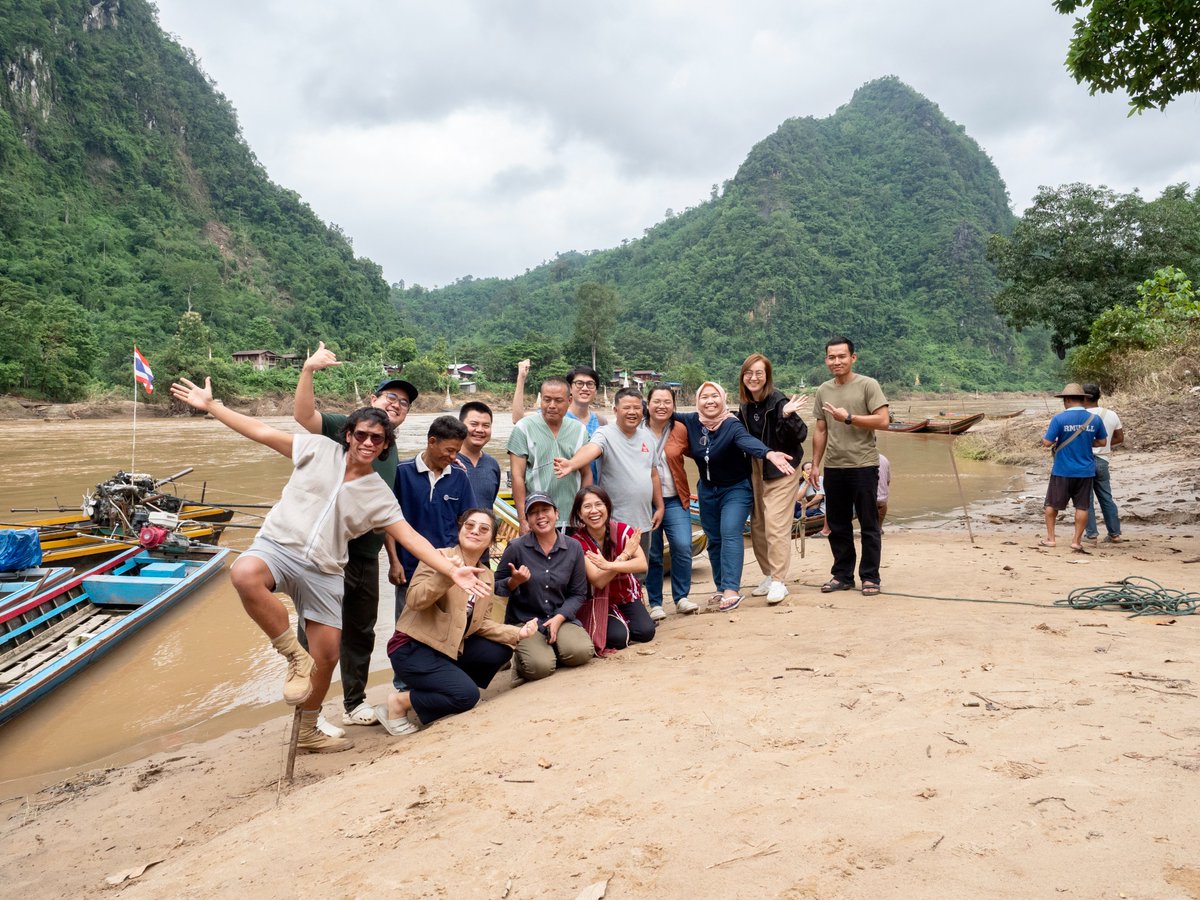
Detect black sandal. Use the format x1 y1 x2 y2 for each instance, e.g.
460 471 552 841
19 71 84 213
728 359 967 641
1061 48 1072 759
820 578 855 593
861 582 881 596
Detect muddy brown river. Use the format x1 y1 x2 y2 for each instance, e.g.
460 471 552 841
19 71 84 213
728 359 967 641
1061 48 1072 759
0 405 1030 791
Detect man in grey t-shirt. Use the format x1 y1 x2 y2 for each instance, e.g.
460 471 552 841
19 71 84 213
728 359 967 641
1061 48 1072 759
554 387 665 534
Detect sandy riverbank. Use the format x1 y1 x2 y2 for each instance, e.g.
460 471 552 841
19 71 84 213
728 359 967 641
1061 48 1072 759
2 392 1198 897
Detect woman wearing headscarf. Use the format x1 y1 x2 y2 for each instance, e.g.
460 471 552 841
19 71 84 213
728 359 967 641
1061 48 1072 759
737 354 808 606
675 381 795 611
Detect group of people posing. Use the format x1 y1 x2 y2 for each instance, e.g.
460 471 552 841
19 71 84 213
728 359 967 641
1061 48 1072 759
169 335 893 753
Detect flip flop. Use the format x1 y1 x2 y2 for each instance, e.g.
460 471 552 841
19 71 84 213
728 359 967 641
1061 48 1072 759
1105 535 1125 543
1070 545 1090 554
1036 540 1056 548
718 594 743 612
374 704 419 736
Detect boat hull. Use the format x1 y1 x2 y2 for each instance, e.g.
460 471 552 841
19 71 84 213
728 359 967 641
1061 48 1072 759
0 545 230 725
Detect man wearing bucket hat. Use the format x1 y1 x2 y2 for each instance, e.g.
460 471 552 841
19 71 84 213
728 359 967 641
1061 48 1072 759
294 340 419 730
1039 383 1108 552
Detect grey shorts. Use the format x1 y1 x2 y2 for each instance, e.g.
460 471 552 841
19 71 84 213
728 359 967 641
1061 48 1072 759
243 536 344 629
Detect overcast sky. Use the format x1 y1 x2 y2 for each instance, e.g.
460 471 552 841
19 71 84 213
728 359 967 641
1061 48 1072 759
153 1 1198 288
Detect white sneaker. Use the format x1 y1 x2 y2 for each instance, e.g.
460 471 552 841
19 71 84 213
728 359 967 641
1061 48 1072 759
649 605 666 622
675 597 698 615
766 580 788 605
342 702 378 726
751 577 773 597
317 713 346 739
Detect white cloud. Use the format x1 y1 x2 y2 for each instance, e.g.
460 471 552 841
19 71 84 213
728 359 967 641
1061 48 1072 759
153 1 1200 285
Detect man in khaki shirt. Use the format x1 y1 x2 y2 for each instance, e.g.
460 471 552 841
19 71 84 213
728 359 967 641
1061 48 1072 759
810 337 890 596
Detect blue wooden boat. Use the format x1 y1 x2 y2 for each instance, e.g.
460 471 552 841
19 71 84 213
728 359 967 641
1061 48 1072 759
0 544 230 725
0 566 75 615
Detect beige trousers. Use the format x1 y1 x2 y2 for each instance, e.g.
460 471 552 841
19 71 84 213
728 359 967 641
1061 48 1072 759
749 459 803 581
514 622 593 681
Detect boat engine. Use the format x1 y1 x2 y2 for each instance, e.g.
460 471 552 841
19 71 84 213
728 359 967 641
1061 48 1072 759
83 471 184 528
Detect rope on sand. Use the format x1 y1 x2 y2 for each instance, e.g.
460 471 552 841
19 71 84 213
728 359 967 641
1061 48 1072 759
1056 576 1199 617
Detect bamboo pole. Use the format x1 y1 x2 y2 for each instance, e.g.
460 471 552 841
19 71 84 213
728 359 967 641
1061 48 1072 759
947 439 975 545
284 707 302 782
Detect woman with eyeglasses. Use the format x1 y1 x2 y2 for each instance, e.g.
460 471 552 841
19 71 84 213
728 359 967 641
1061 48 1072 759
643 384 698 617
375 508 539 736
674 381 795 611
568 486 655 653
737 354 809 606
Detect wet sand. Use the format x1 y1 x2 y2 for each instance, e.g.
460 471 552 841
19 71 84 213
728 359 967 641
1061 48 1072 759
2 400 1199 897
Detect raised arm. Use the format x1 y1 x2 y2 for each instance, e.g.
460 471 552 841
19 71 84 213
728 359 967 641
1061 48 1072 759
170 377 293 458
294 340 341 434
511 358 530 424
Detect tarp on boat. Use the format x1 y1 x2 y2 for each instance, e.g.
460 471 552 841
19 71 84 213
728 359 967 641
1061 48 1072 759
0 527 42 572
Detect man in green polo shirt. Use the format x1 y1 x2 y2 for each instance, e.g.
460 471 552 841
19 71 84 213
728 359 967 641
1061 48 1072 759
294 340 418 728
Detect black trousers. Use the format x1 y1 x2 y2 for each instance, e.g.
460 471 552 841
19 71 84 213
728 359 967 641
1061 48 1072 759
824 466 882 585
605 601 656 650
297 554 379 713
389 635 513 724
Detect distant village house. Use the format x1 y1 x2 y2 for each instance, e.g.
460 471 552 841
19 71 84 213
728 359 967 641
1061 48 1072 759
231 350 301 371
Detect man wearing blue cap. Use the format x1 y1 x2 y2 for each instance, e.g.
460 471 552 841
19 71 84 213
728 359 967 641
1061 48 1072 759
294 340 419 729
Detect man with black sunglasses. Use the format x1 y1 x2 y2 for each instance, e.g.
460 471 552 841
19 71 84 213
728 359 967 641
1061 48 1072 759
293 340 419 731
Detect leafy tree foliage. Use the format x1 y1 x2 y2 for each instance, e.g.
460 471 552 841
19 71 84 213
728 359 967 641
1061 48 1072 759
1070 266 1198 384
1054 0 1200 113
0 0 401 400
397 78 1057 391
988 183 1200 356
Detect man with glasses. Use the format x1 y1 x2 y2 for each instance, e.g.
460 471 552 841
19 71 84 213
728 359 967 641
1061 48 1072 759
513 363 608 482
508 377 591 533
294 340 418 730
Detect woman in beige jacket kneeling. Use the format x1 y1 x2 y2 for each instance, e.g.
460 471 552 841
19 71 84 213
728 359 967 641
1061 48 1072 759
376 509 537 736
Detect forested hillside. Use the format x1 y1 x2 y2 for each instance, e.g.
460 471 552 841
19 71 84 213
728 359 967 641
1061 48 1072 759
0 0 401 400
398 78 1059 391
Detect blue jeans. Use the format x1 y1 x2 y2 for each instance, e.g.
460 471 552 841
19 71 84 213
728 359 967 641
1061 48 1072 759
647 498 694 607
697 479 753 594
1085 456 1121 538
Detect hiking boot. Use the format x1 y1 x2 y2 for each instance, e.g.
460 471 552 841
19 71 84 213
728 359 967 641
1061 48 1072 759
297 709 354 754
269 630 315 705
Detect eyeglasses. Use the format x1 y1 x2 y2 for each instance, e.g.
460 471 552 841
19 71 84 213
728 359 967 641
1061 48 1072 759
352 429 386 446
571 380 597 389
380 392 411 409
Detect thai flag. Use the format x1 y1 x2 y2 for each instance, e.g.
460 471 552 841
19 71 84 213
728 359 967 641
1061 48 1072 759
133 347 154 395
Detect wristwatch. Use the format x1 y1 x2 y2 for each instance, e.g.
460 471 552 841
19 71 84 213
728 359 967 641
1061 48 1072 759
845 413 854 426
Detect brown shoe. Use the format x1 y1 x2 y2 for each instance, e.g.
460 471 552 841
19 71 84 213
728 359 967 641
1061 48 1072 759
269 630 315 705
297 709 354 753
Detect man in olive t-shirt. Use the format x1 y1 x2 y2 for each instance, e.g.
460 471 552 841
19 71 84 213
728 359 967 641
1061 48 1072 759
810 336 890 596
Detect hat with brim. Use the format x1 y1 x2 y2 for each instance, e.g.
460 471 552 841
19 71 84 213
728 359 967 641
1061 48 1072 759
1054 382 1088 398
524 492 557 514
374 378 419 403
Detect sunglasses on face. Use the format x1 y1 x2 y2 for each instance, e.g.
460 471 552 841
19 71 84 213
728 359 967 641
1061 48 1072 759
352 429 386 446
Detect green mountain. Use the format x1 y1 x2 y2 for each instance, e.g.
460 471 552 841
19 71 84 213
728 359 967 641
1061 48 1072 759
398 77 1057 391
0 0 400 400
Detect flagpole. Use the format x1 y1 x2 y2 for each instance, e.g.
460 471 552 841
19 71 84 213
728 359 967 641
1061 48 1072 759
132 349 137 474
